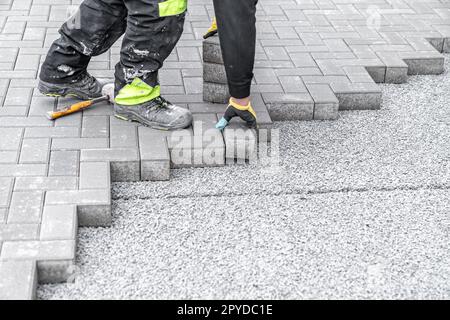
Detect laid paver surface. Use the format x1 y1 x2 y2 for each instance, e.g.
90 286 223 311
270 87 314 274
0 0 449 299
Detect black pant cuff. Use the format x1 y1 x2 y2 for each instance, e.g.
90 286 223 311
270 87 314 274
229 84 251 99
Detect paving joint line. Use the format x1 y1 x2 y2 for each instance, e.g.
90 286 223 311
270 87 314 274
112 184 450 202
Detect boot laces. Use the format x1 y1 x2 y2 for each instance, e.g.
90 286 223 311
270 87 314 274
78 73 98 90
144 96 172 117
154 96 171 108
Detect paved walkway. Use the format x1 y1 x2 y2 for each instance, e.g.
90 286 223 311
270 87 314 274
0 0 449 299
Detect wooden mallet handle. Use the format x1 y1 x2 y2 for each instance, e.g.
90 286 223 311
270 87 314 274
46 96 109 120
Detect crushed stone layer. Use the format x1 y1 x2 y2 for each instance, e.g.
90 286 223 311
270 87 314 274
38 189 449 300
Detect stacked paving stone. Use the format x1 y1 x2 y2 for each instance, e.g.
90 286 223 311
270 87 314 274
203 35 275 163
203 36 230 104
1 0 450 300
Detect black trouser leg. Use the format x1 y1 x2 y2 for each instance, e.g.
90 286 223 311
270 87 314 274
40 0 127 83
115 0 186 95
213 0 258 99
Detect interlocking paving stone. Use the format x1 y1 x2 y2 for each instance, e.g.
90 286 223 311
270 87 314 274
81 116 109 138
138 127 171 181
0 178 14 208
262 92 315 120
0 164 47 177
0 116 51 127
0 240 76 261
0 150 18 163
203 81 230 104
203 36 223 64
192 113 226 167
110 125 138 148
19 138 50 163
0 240 76 284
0 260 37 300
376 51 409 83
0 223 39 241
48 150 79 176
79 162 110 190
0 0 449 300
51 137 109 150
29 97 55 117
306 83 339 120
24 126 80 138
7 191 43 224
4 87 33 106
224 123 258 164
0 107 28 117
40 205 77 241
0 209 6 224
80 148 140 182
0 128 23 150
203 62 227 84
45 190 111 227
14 176 78 191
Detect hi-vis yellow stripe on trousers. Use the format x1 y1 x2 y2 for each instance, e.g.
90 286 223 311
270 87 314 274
159 0 187 17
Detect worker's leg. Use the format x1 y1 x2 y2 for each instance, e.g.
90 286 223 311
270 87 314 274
113 0 192 130
115 0 185 97
213 0 257 99
213 0 258 129
39 0 127 99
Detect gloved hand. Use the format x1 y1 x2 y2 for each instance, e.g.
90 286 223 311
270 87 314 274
216 98 257 130
203 18 218 39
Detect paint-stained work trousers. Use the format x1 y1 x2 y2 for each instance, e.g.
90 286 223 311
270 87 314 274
40 0 186 103
213 0 258 99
